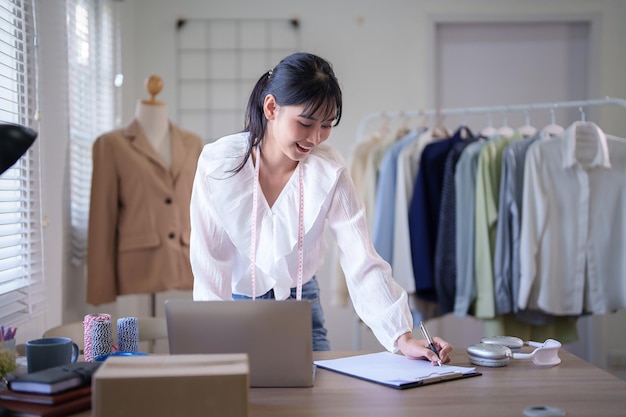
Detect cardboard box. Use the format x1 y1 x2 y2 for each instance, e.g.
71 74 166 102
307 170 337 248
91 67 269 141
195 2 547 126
92 354 248 417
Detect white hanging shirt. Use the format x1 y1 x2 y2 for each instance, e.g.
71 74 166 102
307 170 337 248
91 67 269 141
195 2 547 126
190 132 412 352
519 122 626 315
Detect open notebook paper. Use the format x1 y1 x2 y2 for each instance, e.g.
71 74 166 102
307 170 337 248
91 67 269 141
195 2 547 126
314 352 481 390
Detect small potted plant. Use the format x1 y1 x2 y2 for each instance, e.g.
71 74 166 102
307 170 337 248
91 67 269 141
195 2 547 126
0 347 17 389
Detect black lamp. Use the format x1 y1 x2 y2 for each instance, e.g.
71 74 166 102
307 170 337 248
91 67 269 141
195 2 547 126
0 123 36 417
0 123 38 175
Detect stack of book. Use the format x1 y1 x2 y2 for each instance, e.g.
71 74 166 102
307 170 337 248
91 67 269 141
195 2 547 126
0 362 101 417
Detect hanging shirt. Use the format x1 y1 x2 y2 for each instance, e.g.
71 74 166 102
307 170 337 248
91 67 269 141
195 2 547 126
474 132 522 319
392 129 434 293
190 132 412 352
493 131 545 316
453 138 486 317
519 122 626 315
409 128 464 302
372 129 420 268
350 131 391 232
433 130 477 315
362 133 396 232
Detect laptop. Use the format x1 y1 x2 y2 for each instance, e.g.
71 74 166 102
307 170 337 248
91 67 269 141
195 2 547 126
164 298 314 387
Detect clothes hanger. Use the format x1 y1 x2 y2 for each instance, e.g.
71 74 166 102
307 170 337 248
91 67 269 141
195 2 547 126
578 106 586 123
431 107 450 139
517 109 537 138
417 108 429 131
572 106 605 148
374 112 392 137
541 105 564 136
574 106 603 133
497 110 515 138
455 110 476 140
395 111 411 139
479 112 498 138
458 110 470 139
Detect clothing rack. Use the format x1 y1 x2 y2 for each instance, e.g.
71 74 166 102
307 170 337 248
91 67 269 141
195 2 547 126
356 96 626 142
351 95 626 350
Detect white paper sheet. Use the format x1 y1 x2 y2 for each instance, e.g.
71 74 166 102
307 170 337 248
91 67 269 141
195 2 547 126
314 351 478 389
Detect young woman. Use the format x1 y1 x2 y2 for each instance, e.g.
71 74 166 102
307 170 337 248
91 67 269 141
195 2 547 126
190 52 452 363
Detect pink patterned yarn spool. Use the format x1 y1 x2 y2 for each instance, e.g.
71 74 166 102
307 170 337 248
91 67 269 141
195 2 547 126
83 313 111 362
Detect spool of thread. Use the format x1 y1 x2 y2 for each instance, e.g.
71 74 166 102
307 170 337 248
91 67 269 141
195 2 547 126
117 317 139 352
83 313 111 362
90 320 114 358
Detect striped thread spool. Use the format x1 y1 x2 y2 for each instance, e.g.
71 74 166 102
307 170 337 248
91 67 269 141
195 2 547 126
117 317 139 352
83 313 111 362
90 320 114 358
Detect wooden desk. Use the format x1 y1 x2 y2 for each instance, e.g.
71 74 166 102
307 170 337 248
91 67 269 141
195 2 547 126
72 349 626 416
248 350 626 417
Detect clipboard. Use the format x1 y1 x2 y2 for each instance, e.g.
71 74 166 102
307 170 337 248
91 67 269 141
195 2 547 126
314 351 482 390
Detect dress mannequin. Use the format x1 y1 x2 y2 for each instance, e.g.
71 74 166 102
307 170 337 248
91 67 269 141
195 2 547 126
87 73 204 306
135 75 171 166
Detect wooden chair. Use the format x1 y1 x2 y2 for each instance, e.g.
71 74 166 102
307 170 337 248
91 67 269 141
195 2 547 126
43 316 168 354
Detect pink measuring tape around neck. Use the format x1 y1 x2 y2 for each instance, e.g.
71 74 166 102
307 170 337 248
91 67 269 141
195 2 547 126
250 145 304 300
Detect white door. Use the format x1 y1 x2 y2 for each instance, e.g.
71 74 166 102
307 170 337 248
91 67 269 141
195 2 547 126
436 21 590 129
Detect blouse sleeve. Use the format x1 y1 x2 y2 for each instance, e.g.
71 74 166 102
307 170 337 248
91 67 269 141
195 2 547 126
326 168 413 352
189 150 236 300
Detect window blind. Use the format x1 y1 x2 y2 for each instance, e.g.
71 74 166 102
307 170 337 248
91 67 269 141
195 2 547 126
67 0 118 265
0 0 44 322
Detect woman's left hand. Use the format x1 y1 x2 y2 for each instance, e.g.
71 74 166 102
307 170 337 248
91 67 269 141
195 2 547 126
396 332 453 365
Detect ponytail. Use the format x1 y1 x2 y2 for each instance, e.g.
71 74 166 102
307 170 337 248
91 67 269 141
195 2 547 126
229 71 270 174
245 70 272 149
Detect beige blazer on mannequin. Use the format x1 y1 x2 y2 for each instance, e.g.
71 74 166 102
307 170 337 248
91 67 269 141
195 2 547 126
87 120 203 305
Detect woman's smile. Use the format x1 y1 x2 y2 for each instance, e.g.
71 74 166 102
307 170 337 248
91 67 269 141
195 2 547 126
296 142 312 153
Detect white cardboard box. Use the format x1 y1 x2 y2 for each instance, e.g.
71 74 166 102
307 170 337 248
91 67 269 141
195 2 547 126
92 354 249 417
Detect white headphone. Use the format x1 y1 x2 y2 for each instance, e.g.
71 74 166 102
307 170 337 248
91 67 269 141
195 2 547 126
467 336 562 368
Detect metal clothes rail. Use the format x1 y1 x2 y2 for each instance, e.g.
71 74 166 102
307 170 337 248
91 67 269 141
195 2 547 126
356 96 626 142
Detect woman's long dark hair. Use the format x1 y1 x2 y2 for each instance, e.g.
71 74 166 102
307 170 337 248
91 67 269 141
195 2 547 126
231 52 343 174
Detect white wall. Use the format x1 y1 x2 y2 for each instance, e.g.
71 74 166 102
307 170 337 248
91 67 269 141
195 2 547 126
34 0 626 376
117 0 626 154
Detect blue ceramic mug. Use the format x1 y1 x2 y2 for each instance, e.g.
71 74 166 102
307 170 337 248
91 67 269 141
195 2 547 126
26 337 79 374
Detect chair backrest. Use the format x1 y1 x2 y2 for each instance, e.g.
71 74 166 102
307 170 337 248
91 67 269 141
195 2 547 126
43 321 86 352
136 316 168 352
43 316 168 354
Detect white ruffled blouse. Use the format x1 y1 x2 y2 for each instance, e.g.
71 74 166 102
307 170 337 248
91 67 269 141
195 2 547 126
190 132 412 351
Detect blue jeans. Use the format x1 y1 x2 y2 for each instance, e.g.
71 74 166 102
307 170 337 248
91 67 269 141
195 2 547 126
232 277 330 351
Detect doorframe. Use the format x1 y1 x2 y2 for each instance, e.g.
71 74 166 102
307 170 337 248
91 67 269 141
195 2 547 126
426 12 602 366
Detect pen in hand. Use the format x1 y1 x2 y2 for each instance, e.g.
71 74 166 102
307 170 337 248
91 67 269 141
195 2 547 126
419 321 442 366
